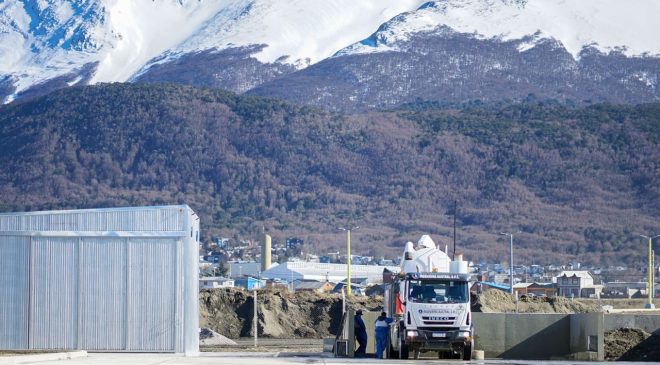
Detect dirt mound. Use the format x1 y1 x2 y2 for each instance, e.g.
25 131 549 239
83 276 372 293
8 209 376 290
472 290 601 313
605 328 660 361
199 288 383 339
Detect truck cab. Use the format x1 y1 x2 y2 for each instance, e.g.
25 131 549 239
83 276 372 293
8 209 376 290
397 272 472 359
384 235 473 360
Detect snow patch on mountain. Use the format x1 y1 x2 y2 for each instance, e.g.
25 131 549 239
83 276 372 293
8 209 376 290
1 0 428 101
340 0 660 59
136 0 429 73
94 0 229 82
1 0 660 103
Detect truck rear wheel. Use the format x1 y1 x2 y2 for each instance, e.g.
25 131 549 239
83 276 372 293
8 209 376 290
398 336 409 359
388 344 398 359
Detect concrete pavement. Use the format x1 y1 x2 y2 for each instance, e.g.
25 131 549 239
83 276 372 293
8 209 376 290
0 352 87 365
4 352 660 365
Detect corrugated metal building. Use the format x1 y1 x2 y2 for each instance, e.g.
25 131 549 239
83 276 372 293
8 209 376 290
0 205 199 354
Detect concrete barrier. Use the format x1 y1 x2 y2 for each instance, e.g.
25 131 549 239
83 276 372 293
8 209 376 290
473 313 603 360
322 338 335 352
570 313 603 360
604 314 660 335
474 313 569 359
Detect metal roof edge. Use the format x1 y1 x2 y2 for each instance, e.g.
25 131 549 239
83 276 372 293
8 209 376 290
0 231 189 237
0 205 192 217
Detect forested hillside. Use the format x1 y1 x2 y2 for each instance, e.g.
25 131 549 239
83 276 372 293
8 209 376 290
0 83 657 266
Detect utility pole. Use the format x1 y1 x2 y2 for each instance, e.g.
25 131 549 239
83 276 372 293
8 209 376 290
339 226 359 295
500 232 514 294
640 234 659 309
253 289 258 347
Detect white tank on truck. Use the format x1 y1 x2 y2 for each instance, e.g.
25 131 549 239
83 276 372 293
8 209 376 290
384 235 473 360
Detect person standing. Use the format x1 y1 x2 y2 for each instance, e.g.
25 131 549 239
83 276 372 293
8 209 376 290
374 311 394 359
354 309 368 357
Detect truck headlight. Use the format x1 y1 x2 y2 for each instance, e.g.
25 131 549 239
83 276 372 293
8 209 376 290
406 330 418 338
457 331 471 341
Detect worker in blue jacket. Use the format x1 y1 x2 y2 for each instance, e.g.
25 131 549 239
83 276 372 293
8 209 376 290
374 311 394 359
354 309 367 356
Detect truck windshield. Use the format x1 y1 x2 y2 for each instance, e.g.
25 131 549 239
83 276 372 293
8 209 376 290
408 280 468 303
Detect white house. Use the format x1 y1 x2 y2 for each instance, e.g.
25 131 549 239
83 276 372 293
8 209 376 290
555 270 602 298
199 277 234 289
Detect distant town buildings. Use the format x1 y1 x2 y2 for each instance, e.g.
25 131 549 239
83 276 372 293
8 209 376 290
602 281 648 298
227 262 261 279
199 236 658 299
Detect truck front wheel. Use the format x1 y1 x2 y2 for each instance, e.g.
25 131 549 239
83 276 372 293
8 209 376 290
462 344 472 360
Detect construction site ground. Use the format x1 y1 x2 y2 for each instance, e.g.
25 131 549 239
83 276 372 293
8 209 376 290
2 289 657 362
4 352 660 365
201 338 323 353
199 288 660 361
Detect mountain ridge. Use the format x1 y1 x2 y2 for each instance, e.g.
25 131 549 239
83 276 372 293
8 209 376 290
2 0 659 107
1 83 658 266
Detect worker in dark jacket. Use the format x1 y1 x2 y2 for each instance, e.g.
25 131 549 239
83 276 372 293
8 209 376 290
374 311 394 359
354 309 368 356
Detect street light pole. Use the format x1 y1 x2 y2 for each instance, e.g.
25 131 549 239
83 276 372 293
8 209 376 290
500 232 514 294
640 234 659 309
653 250 656 303
339 226 359 296
453 200 457 261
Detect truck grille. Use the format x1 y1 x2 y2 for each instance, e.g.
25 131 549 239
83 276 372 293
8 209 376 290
421 316 456 326
417 326 459 331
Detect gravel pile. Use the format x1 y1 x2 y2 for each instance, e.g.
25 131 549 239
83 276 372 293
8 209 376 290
199 288 382 339
472 289 601 313
200 328 237 346
605 328 660 361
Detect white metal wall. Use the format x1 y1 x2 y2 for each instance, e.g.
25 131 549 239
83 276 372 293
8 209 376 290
30 237 79 349
0 236 29 349
126 238 179 351
0 206 199 353
79 237 126 350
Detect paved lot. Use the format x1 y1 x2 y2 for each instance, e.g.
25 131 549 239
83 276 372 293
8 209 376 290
4 353 660 365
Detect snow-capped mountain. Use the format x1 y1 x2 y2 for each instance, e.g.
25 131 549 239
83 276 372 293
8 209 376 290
0 0 428 101
339 0 660 59
1 0 659 106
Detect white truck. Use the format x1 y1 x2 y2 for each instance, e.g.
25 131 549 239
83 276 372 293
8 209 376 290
384 235 473 360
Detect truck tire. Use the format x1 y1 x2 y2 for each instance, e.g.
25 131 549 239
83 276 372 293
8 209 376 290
462 344 472 360
388 344 399 359
398 336 409 359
